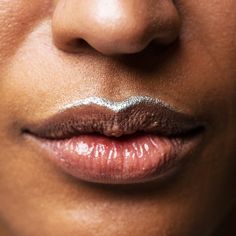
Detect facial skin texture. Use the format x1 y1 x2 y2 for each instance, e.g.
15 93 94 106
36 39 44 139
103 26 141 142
0 0 236 235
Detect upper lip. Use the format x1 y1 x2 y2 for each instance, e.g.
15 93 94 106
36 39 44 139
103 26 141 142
23 96 204 139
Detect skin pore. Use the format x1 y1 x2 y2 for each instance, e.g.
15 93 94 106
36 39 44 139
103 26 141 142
0 0 236 235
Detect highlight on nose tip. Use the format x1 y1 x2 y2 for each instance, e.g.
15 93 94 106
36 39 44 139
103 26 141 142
52 0 181 55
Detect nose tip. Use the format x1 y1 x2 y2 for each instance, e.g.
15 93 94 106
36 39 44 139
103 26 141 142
52 0 181 55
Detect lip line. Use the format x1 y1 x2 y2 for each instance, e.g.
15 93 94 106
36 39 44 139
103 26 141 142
60 96 173 113
23 96 205 139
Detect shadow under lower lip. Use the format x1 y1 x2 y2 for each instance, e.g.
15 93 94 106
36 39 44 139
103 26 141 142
28 131 203 184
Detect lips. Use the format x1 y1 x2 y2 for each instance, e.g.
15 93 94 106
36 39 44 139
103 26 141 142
23 96 205 184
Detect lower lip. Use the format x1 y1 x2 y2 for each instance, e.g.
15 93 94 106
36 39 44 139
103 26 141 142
28 132 202 184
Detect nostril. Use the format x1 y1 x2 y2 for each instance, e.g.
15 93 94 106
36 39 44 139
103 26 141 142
61 39 91 53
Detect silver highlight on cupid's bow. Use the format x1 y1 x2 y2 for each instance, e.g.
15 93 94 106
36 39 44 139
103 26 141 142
61 96 173 113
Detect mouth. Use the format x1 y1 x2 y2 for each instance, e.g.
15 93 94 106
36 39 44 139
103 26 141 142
22 96 205 184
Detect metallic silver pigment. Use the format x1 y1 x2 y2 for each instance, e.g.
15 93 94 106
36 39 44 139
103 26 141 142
61 96 173 113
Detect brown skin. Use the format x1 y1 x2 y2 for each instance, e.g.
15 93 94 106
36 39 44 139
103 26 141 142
0 0 236 235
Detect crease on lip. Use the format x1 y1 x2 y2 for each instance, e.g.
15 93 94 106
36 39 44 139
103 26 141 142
23 96 205 139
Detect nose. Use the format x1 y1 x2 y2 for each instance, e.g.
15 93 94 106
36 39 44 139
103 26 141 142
52 0 181 55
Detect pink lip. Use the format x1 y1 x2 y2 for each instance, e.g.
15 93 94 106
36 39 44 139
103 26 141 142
23 96 205 184
30 133 201 184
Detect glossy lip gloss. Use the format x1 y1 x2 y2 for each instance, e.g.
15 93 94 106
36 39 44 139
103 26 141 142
23 96 205 184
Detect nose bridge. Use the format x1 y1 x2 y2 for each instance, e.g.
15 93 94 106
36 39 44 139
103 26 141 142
52 0 180 55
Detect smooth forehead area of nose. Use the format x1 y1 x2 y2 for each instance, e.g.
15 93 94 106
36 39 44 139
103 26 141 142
52 0 181 55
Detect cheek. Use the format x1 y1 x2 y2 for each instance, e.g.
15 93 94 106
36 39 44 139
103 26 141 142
177 0 236 116
179 0 236 69
0 0 52 61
